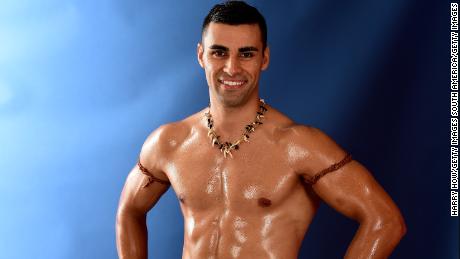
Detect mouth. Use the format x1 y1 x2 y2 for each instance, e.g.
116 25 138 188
218 79 247 90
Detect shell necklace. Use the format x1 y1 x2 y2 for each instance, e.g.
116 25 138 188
204 98 267 158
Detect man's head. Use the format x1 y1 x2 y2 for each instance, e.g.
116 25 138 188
198 1 270 107
202 1 267 51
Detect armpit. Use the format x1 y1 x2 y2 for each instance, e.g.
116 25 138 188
305 153 353 185
137 159 171 188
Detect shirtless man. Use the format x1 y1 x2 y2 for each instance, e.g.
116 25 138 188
116 1 406 258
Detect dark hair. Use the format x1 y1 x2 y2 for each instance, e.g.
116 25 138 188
202 1 267 50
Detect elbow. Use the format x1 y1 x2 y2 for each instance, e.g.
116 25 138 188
370 213 407 242
398 216 407 238
385 216 406 241
387 209 407 240
396 215 407 239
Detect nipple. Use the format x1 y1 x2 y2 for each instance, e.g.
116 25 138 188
258 197 272 207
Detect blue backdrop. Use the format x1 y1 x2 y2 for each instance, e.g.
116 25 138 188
0 0 455 258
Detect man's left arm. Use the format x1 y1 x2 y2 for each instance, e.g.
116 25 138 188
295 126 406 259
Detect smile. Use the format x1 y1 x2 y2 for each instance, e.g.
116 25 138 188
218 79 247 89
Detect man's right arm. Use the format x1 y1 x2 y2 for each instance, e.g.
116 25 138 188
116 126 172 259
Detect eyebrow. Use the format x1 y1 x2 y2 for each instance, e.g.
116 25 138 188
209 44 229 51
209 44 259 52
238 46 259 52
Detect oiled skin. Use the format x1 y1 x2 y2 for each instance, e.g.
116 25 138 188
117 20 406 259
116 104 406 259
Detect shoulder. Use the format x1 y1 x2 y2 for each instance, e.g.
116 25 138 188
139 119 192 169
262 104 341 148
264 106 322 143
276 122 348 178
287 124 346 157
139 109 206 166
286 124 336 148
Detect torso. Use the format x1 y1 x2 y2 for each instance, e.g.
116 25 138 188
159 105 321 259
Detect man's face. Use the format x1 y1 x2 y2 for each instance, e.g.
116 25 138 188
198 23 270 107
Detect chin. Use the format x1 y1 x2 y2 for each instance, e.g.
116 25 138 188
210 81 255 107
217 92 252 107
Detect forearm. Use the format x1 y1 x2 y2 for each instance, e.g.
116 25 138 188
116 209 148 259
344 219 406 259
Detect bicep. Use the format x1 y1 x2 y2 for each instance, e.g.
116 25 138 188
311 160 400 222
117 124 175 215
118 164 170 216
294 126 400 221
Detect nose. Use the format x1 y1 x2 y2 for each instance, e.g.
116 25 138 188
223 55 242 76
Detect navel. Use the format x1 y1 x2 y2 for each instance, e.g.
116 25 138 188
257 197 272 207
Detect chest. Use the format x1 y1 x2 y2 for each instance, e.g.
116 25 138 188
164 138 301 212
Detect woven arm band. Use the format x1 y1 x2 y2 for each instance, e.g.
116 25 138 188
137 160 171 187
306 153 353 185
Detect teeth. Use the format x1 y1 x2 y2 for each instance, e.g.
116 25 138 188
221 80 244 86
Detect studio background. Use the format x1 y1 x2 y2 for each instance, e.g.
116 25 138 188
0 0 454 258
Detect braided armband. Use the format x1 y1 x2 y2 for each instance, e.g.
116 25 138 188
137 160 170 188
306 153 353 185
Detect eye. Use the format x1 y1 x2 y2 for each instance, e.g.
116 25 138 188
240 52 254 58
211 50 227 58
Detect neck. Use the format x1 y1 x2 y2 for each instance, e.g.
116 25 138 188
208 95 261 138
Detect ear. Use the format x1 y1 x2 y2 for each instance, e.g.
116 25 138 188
197 42 204 68
261 46 270 71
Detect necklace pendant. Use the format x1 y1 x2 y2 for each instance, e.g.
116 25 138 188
223 148 233 158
